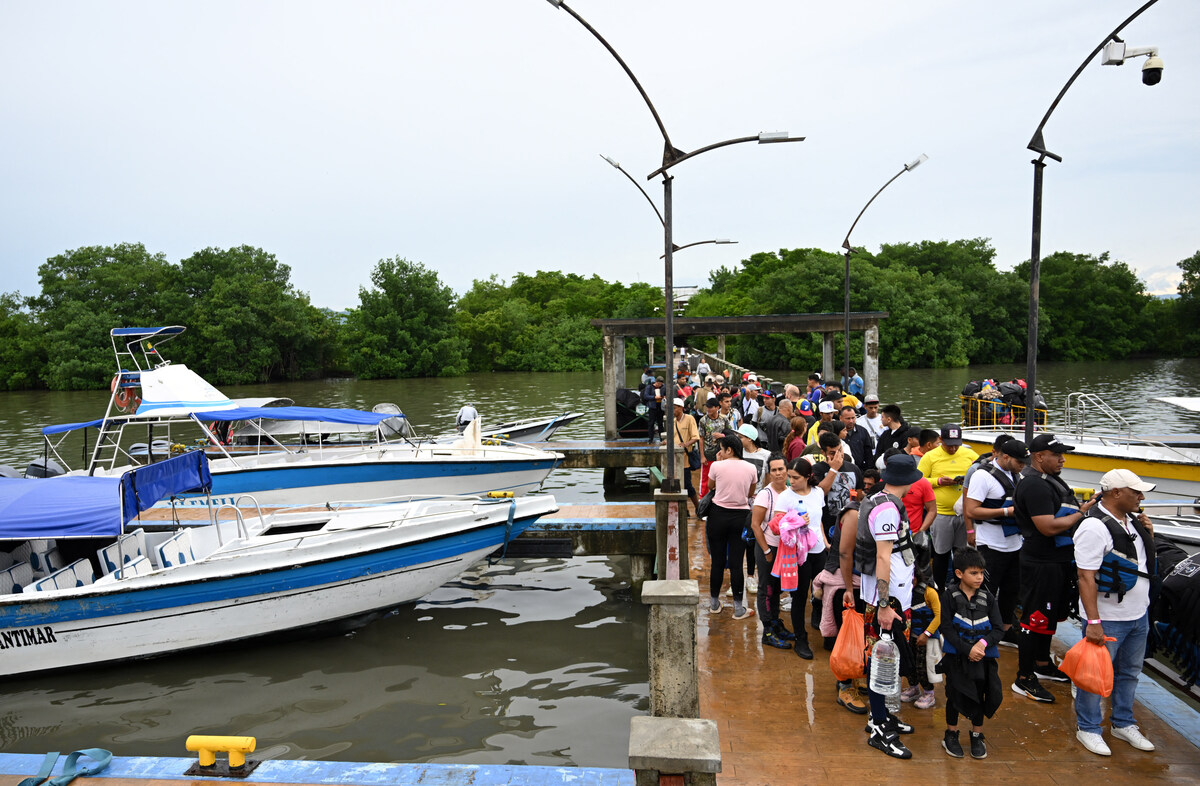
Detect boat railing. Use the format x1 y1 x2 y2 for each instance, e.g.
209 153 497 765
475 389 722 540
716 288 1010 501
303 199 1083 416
1064 392 1133 442
211 503 252 543
959 396 1048 431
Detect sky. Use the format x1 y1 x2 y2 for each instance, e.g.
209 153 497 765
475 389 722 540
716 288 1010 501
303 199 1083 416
2 1 1197 311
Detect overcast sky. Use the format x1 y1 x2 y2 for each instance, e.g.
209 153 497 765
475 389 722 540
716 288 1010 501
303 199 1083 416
2 1 1196 311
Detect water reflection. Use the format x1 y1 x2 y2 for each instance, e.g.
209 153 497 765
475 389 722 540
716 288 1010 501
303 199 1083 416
0 556 648 767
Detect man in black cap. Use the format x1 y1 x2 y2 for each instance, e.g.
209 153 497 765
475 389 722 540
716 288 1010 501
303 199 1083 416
918 424 979 589
1011 434 1102 703
641 377 666 443
963 438 1029 646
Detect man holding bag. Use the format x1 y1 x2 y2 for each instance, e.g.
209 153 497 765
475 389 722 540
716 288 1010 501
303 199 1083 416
1073 468 1158 757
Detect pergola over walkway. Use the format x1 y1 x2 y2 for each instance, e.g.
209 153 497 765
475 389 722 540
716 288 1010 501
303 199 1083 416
591 312 888 440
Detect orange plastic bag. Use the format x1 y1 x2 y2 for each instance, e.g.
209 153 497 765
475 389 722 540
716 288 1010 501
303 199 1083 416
1060 636 1117 697
830 606 866 681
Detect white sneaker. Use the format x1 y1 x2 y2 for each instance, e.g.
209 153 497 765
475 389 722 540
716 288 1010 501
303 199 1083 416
1076 730 1112 756
746 576 759 595
780 596 792 611
1111 725 1156 751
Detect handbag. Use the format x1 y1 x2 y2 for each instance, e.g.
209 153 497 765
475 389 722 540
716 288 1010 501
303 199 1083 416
687 444 702 471
830 606 867 680
696 489 715 519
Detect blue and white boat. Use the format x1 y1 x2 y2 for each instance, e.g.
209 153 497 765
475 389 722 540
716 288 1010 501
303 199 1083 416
39 327 562 506
0 452 557 676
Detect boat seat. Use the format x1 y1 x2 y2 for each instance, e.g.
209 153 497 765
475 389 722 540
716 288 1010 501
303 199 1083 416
30 559 95 592
27 540 63 577
0 550 13 570
97 528 149 575
156 529 196 568
0 562 33 594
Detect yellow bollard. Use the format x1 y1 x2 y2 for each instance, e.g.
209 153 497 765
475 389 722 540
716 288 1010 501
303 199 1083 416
186 735 257 769
487 491 515 498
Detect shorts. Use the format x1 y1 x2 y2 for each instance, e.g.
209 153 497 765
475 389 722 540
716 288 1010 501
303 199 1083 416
1018 560 1076 635
930 513 966 555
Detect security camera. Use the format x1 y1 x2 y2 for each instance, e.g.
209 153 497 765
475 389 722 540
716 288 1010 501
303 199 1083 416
1142 55 1164 85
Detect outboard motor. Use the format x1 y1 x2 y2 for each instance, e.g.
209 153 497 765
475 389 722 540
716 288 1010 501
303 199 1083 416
25 457 65 478
0 465 22 479
373 403 414 439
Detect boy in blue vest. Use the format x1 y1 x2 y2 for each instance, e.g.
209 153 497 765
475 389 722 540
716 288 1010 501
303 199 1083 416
940 547 1004 759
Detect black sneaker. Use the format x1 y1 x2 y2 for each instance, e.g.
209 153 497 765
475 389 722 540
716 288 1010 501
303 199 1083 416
868 727 913 759
999 627 1020 649
1034 663 1070 683
761 629 793 650
864 714 914 736
943 730 964 758
772 621 797 642
810 596 822 630
1012 675 1055 703
970 731 988 759
793 636 813 660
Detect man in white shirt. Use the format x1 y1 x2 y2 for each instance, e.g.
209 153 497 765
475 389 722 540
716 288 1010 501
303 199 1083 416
1073 468 1158 757
963 439 1028 644
455 404 479 433
861 395 885 446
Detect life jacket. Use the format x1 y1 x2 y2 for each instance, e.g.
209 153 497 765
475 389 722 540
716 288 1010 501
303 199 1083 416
853 490 916 576
909 581 936 638
977 464 1021 537
943 586 998 658
1087 508 1155 603
1018 469 1077 549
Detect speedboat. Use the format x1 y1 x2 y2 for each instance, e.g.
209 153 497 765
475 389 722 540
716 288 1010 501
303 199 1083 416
38 327 562 506
960 392 1200 500
0 452 558 677
448 412 585 444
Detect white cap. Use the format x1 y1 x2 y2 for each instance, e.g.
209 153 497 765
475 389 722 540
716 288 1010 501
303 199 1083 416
746 383 759 392
673 397 685 408
747 373 757 381
1100 468 1156 493
818 400 836 414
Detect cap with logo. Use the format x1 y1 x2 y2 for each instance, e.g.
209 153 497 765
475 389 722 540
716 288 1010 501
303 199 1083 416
864 394 880 404
818 400 837 414
1029 433 1075 453
940 423 963 446
999 439 1029 461
798 400 814 415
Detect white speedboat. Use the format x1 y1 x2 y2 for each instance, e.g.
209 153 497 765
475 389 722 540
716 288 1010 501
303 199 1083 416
0 452 557 676
961 392 1200 500
448 412 585 444
38 327 562 506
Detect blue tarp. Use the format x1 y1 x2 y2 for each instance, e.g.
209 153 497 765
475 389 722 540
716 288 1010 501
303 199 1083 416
0 452 211 539
43 406 402 436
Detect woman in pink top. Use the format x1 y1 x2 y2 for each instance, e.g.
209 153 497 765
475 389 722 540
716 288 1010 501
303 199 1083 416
705 435 759 619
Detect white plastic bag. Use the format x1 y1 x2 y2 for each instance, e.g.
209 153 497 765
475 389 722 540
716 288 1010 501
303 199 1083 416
926 633 944 684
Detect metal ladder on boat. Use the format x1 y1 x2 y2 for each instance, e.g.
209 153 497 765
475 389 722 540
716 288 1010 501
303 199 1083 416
1063 392 1132 443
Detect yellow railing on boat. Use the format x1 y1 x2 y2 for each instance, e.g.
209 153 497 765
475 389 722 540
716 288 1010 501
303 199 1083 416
960 396 1047 430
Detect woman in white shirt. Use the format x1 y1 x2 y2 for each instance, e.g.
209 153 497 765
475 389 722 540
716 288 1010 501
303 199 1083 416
750 456 793 650
779 457 828 659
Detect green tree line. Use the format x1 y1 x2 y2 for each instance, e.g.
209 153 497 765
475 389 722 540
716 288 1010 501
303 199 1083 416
0 240 1195 391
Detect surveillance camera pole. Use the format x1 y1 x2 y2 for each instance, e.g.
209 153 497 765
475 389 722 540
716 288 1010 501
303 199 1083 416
1022 0 1161 444
546 0 802 500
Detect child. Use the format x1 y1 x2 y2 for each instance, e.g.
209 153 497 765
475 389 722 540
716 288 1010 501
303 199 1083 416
900 563 940 709
939 547 1004 760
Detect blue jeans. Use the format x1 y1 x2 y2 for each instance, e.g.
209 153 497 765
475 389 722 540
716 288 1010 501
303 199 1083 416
1074 611 1149 734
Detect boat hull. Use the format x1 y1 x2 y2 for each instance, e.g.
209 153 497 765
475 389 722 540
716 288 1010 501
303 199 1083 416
0 507 545 677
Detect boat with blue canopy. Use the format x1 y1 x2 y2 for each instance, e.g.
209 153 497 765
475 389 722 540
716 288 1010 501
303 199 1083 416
0 450 558 676
38 327 562 506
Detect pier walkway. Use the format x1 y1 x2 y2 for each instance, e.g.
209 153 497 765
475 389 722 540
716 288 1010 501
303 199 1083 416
688 517 1200 785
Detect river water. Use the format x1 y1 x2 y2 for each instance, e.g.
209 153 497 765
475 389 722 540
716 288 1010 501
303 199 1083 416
1 357 1198 765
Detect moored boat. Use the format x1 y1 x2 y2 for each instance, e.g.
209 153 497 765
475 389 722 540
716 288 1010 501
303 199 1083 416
0 451 558 676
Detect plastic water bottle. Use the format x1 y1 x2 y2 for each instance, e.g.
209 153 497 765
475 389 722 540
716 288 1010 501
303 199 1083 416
870 631 901 703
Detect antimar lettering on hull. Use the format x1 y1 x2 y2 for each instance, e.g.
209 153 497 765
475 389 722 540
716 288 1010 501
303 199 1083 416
0 626 58 649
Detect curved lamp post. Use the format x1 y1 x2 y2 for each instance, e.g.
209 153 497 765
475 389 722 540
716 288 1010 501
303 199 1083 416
840 154 927 393
547 0 802 498
600 155 738 258
1022 0 1163 442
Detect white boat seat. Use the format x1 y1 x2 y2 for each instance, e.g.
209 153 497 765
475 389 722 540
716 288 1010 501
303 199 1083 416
0 550 14 570
30 559 95 592
0 562 34 594
114 555 152 579
156 529 196 568
27 540 63 577
97 528 149 575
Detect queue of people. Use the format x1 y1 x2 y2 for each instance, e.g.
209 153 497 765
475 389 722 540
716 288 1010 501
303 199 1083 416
673 366 1163 761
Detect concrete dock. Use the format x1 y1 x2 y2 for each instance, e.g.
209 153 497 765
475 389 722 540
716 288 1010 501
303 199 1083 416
687 511 1200 784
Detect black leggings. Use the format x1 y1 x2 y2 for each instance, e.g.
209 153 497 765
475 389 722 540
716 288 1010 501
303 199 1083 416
706 504 747 600
945 680 985 727
978 545 1020 626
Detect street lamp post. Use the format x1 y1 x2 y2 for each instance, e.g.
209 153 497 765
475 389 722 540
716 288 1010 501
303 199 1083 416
840 155 927 392
547 0 802 495
1022 0 1162 443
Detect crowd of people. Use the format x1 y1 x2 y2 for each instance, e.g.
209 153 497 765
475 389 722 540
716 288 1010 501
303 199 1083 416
642 359 1164 761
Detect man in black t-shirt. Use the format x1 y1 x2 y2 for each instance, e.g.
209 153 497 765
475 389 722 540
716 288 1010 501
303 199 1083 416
1011 433 1102 704
812 432 865 531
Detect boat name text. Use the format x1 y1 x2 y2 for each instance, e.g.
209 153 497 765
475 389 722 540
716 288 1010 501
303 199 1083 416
0 626 58 649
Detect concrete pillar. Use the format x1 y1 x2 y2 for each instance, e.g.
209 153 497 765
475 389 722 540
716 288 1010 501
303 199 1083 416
648 337 655 366
640 579 700 717
614 335 626 393
654 488 690 581
628 716 720 786
603 332 619 441
822 333 835 382
864 323 880 397
716 335 725 360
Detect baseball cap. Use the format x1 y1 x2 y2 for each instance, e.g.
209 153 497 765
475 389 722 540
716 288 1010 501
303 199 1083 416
864 394 880 405
737 424 759 441
940 423 963 446
818 400 836 414
1100 468 1156 493
673 397 685 408
999 439 1029 461
1029 433 1075 453
747 373 758 381
760 389 774 399
746 383 760 392
798 400 814 415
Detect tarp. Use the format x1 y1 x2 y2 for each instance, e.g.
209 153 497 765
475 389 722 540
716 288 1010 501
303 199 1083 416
0 452 211 539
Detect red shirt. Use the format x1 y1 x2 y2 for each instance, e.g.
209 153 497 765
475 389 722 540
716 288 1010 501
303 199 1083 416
903 476 935 529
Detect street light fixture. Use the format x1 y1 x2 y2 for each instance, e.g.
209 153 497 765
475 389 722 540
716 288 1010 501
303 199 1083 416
1022 0 1162 443
547 0 802 500
600 154 738 258
839 154 927 394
